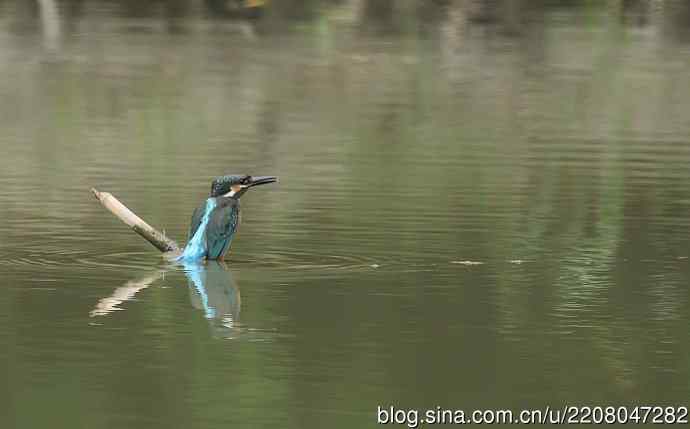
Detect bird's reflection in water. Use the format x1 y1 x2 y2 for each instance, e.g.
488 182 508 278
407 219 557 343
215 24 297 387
90 261 241 338
182 261 241 338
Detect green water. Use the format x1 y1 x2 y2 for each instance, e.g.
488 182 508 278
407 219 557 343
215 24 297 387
1 3 690 428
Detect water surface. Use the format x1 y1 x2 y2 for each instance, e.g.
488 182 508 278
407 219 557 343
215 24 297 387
1 3 690 428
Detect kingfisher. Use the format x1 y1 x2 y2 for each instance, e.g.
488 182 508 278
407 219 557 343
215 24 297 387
177 175 277 262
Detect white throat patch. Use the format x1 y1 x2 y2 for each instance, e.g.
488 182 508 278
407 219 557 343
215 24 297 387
222 185 248 198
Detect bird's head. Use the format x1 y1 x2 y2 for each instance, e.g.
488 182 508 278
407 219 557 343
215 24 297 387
210 175 277 198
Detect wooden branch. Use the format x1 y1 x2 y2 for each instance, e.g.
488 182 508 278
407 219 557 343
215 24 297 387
91 188 179 253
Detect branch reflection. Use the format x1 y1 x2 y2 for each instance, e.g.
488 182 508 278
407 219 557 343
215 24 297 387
90 261 241 338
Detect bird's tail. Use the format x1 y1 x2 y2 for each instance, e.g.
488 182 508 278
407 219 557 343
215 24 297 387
176 198 217 262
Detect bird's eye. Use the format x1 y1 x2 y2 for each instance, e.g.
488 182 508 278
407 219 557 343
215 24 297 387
242 176 251 185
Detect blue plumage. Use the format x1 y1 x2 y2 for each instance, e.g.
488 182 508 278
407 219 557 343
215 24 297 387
176 198 218 262
177 196 239 262
182 261 216 318
176 174 275 262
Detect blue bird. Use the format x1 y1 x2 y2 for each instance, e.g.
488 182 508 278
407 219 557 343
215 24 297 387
177 175 277 262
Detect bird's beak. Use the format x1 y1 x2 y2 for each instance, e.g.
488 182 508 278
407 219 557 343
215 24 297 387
247 176 278 188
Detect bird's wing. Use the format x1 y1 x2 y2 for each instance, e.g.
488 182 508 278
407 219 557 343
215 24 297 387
188 203 206 240
206 201 240 244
